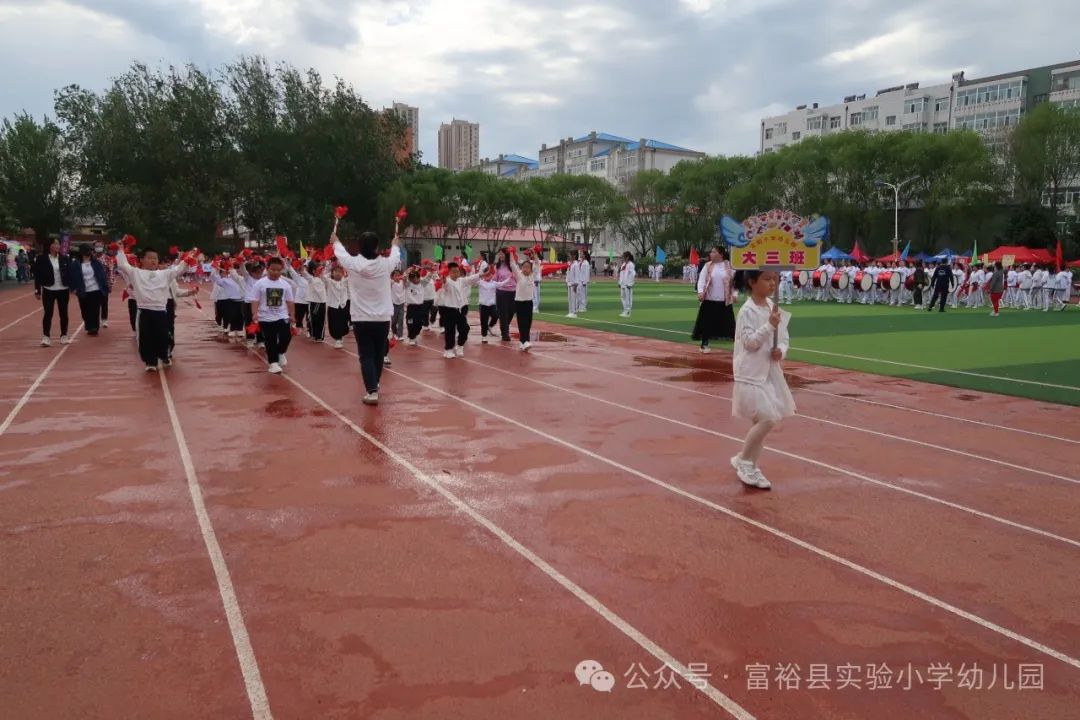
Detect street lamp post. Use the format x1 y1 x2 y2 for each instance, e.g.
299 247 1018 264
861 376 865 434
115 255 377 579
875 176 920 258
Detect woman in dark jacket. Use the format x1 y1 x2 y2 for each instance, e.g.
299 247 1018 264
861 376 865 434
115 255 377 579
33 239 74 346
68 244 110 335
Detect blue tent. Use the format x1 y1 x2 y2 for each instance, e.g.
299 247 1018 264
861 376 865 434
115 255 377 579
932 248 957 261
821 246 852 261
912 251 934 262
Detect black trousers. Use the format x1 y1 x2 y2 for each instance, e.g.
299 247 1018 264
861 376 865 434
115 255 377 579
128 299 138 331
913 286 924 306
441 306 469 349
259 319 292 364
42 288 70 337
101 290 109 321
166 299 176 353
392 304 405 339
77 290 104 334
295 303 308 331
496 289 516 341
479 304 496 337
221 299 244 331
422 300 435 327
214 299 224 326
516 301 534 343
327 306 350 340
308 303 326 341
406 304 425 340
353 321 389 394
137 309 170 366
929 284 949 312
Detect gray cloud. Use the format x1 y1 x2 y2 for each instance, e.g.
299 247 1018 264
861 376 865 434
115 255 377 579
1 0 1077 161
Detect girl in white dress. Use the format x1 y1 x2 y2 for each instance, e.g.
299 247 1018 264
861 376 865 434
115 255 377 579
729 270 795 490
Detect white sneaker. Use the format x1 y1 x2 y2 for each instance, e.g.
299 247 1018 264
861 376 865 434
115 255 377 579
454 347 464 357
566 313 577 319
362 392 379 406
481 337 488 344
730 456 757 488
40 336 51 347
700 347 712 354
383 356 392 367
256 342 265 349
619 312 629 317
443 350 455 359
268 362 282 374
279 354 288 367
246 340 255 348
334 340 344 349
749 466 772 490
522 341 532 351
60 335 70 345
144 364 158 373
990 311 999 317
407 339 418 346
163 358 173 368
102 321 109 328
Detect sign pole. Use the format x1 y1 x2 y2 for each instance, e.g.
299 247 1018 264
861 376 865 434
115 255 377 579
768 265 791 350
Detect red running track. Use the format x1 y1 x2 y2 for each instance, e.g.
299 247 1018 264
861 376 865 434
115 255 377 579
1 288 1078 719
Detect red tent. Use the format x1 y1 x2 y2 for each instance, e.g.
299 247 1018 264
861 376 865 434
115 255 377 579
1067 259 1080 269
983 245 1054 264
876 251 902 262
849 240 871 263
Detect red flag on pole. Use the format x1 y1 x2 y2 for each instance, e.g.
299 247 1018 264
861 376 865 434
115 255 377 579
1056 238 1064 272
689 248 700 266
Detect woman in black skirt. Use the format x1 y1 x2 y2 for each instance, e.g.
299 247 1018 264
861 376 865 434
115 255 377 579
691 245 736 353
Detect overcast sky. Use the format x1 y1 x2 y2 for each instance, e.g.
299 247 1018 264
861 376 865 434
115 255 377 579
1 0 1077 162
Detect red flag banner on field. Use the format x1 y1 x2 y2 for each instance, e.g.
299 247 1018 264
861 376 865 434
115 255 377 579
688 248 700 266
275 235 289 256
1056 238 1064 272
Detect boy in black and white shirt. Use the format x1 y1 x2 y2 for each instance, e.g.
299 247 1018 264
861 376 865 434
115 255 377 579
250 257 296 374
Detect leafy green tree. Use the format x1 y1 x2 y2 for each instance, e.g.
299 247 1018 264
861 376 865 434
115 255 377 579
0 113 71 248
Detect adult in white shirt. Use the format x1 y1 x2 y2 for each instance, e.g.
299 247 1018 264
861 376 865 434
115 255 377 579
565 253 582 319
1049 269 1072 311
33 238 74 346
618 252 636 317
333 229 402 405
691 246 735 353
576 251 592 312
1018 265 1033 310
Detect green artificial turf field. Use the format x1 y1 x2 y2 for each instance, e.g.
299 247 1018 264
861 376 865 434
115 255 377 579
533 279 1080 406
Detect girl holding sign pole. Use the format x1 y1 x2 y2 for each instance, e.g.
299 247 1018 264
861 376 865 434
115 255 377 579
729 269 794 491
618 252 636 317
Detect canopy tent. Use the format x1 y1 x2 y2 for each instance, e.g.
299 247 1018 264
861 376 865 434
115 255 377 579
912 251 934 262
821 246 852 261
932 248 958 261
1066 259 1080 269
981 245 1054 265
876 251 902 262
848 241 871 263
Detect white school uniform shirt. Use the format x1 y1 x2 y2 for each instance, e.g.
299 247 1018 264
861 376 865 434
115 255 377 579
212 273 244 301
323 276 349 309
1007 269 1018 288
1032 269 1045 288
80 262 100 293
302 270 328 304
509 260 537 302
391 279 406 305
952 268 965 287
46 254 67 290
477 277 509 306
618 261 636 288
405 278 428 305
697 260 732 302
423 277 437 301
733 298 790 385
333 241 401 322
251 277 294 322
1019 270 1032 290
1056 271 1072 291
565 261 579 286
438 274 481 308
115 253 186 311
287 269 309 304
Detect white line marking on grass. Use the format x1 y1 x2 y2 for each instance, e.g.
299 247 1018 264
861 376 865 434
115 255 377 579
380 351 1080 671
159 371 273 720
0 325 83 437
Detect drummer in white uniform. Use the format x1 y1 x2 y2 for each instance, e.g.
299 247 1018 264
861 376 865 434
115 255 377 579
1017 265 1033 310
1005 266 1019 308
779 269 795 304
844 261 858 304
950 263 965 308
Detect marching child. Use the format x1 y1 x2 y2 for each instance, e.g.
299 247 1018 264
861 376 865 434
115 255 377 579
404 268 430 345
729 270 794 491
618 252 636 317
115 247 189 371
422 267 437 332
284 261 310 334
237 260 266 347
437 262 483 358
324 263 350 348
212 262 245 341
477 267 510 343
249 257 296 374
300 262 327 341
508 251 538 351
390 269 406 341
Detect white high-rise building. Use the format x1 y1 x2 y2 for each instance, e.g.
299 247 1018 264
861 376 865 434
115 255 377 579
438 119 480 171
391 102 419 156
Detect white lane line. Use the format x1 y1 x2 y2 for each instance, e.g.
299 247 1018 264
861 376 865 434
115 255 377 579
378 354 1080 672
0 308 41 335
500 343 1079 486
414 342 1080 548
0 291 34 308
237 343 754 720
0 325 84 437
535 310 1080 391
527 328 1080 445
159 371 273 720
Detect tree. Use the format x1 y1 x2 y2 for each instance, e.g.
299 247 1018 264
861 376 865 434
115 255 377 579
1008 103 1080 241
0 113 71 248
615 170 675 257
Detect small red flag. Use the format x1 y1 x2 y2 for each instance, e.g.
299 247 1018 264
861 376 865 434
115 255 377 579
122 234 137 249
335 205 349 219
396 205 408 220
275 235 289 256
246 322 259 335
689 248 700 266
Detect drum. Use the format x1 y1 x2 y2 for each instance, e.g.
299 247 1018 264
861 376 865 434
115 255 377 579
812 270 826 288
878 271 901 290
831 271 849 290
855 271 873 292
949 276 959 293
904 274 915 290
792 270 810 288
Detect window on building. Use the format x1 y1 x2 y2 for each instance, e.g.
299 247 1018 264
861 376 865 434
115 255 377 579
792 131 801 140
904 98 927 114
830 116 841 129
933 122 948 134
807 116 823 131
902 122 925 132
850 113 863 126
776 122 788 135
885 115 896 126
765 128 774 140
864 106 879 120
